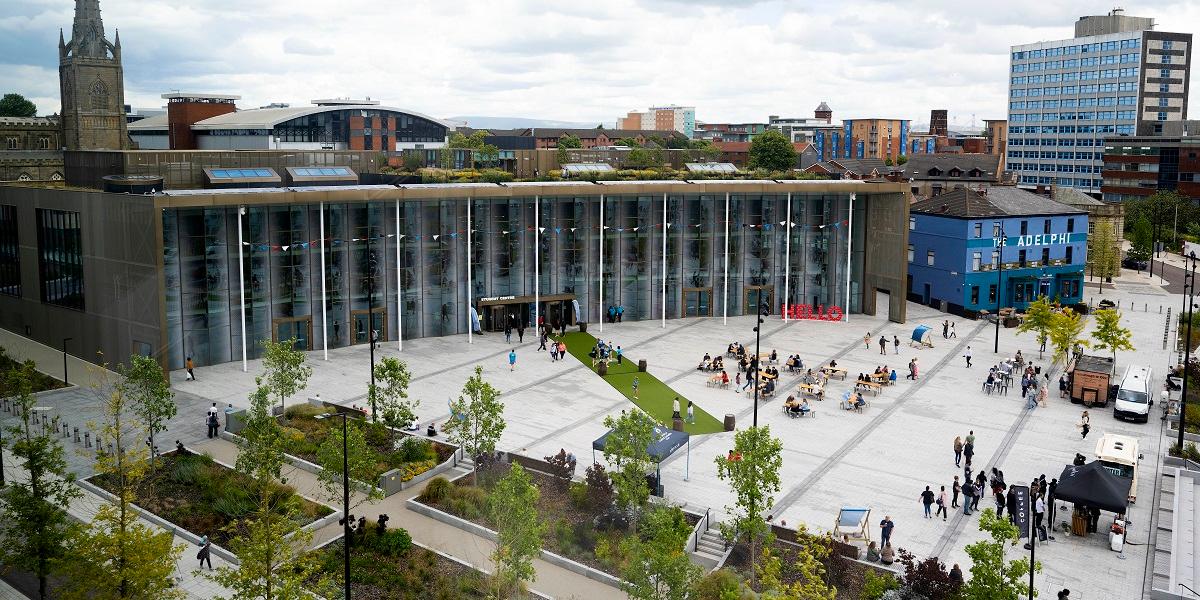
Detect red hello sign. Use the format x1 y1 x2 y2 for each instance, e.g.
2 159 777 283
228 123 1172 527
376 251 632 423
780 303 844 321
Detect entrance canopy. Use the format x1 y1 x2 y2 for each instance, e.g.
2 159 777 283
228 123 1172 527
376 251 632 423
1055 461 1132 514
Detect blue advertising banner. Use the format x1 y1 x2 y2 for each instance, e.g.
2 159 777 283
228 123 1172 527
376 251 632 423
816 133 825 161
900 120 909 158
844 122 853 158
927 138 936 154
856 140 864 159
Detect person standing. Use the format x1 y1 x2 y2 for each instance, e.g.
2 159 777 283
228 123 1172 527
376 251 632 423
943 320 949 339
893 335 900 355
1037 384 1048 408
1047 478 1059 532
1006 486 1018 525
1035 494 1047 539
504 324 512 344
965 430 975 446
206 410 219 439
953 436 963 467
964 346 972 368
961 478 973 515
936 486 948 520
517 326 524 343
508 349 517 371
950 322 957 338
920 486 935 518
952 475 962 508
186 356 196 381
879 336 888 355
687 400 695 424
879 516 894 546
864 332 872 350
972 481 984 511
963 439 974 469
949 564 964 586
224 403 234 430
1079 411 1091 439
616 345 623 365
632 376 640 399
197 536 213 570
617 305 624 322
672 397 681 420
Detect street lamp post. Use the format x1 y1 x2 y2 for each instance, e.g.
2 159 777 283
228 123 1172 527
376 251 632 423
61 337 73 386
751 299 768 428
1179 252 1197 454
367 224 377 421
994 228 1005 354
317 412 351 600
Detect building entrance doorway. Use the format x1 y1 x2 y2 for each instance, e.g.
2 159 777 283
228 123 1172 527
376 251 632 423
272 316 312 351
351 308 386 345
478 293 576 332
743 286 773 315
683 287 712 317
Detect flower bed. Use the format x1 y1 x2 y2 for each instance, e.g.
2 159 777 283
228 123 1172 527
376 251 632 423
311 524 493 599
276 404 455 483
88 451 333 548
0 347 66 393
415 463 697 579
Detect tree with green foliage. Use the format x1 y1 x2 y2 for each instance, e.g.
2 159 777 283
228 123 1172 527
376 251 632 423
260 338 312 415
556 145 570 166
488 463 544 598
1049 307 1088 367
369 356 415 437
897 154 908 165
748 130 797 172
1090 219 1120 286
448 130 488 149
715 425 784 587
616 138 642 148
1016 296 1056 358
627 146 665 169
0 360 81 600
601 408 656 510
208 379 328 599
895 548 959 600
121 354 176 470
402 151 425 172
1128 216 1152 262
860 569 900 599
884 157 894 166
0 93 36 117
558 134 583 149
620 505 702 600
961 509 1038 600
58 368 183 600
756 527 836 599
444 365 506 484
315 420 384 508
1090 308 1134 368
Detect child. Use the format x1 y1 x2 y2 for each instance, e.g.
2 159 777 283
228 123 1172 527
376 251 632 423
632 376 640 399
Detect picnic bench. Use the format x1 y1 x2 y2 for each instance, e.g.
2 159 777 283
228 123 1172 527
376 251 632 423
822 367 848 380
707 374 729 389
855 380 883 396
841 394 871 412
782 403 815 418
797 383 825 401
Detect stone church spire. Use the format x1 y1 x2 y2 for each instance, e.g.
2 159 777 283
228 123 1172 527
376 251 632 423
68 0 110 59
59 0 128 150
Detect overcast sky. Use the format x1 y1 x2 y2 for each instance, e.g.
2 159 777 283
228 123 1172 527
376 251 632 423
2 0 1197 129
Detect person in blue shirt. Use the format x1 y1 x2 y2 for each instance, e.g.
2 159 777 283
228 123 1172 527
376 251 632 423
508 349 517 371
616 345 623 365
616 305 624 322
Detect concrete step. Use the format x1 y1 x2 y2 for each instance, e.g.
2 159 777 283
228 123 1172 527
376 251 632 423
697 539 725 554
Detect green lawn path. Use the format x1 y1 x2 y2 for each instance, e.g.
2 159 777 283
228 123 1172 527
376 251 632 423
558 331 724 435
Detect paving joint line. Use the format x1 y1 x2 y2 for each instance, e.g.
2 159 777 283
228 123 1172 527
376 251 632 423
765 320 989 519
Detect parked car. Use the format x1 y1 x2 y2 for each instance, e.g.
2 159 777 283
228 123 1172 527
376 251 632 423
1122 256 1148 270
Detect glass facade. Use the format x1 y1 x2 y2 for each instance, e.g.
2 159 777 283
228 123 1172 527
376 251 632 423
272 109 446 144
0 205 18 297
161 191 868 369
36 208 84 310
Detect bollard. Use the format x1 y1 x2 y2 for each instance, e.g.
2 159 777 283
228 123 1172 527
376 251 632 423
84 431 91 448
74 427 80 443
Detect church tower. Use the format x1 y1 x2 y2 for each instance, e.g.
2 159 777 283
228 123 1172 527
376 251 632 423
59 0 128 150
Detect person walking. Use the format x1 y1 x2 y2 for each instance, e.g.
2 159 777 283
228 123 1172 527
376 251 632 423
864 332 872 350
963 439 974 469
907 358 918 381
206 410 219 439
517 326 524 343
1079 410 1091 439
186 356 196 381
538 331 548 352
504 324 512 344
920 486 935 519
197 535 213 570
879 516 894 546
943 320 949 339
672 397 681 420
950 322 957 338
616 345 623 365
632 376 640 399
936 486 949 520
964 346 972 368
893 335 900 355
1038 383 1048 408
953 436 963 467
952 475 961 508
508 349 517 371
879 336 888 355
972 481 984 511
687 400 695 424
616 305 624 322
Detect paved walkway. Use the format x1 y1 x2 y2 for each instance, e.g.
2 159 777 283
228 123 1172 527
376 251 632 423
192 437 623 600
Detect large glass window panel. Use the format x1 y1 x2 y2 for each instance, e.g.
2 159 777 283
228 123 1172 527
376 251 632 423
0 205 19 297
36 208 84 310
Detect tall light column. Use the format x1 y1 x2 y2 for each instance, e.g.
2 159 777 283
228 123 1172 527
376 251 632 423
661 192 667 328
319 203 328 361
844 193 854 323
783 193 791 323
723 192 730 325
237 206 247 372
467 198 472 344
396 201 402 352
534 196 540 333
599 195 604 333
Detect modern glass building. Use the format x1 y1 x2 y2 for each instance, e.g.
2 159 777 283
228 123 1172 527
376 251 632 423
0 180 909 374
1007 10 1192 195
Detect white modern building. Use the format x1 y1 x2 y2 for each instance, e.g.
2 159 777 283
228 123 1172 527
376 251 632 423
1007 9 1192 195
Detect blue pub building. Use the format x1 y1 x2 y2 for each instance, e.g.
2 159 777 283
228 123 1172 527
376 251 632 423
907 187 1087 315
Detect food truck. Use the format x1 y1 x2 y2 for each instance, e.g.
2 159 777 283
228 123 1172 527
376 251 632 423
1068 354 1116 407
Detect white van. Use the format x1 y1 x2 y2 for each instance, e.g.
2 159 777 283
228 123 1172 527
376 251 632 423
1113 365 1153 423
1095 433 1141 503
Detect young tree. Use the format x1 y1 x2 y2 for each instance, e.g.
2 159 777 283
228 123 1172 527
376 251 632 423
1089 220 1120 285
601 408 656 510
1049 308 1088 367
444 366 506 484
1128 216 1152 261
1016 295 1055 358
208 379 327 599
58 369 183 599
1090 308 1135 368
488 463 544 598
756 526 836 600
714 425 784 587
748 130 797 172
0 93 37 117
961 509 1038 600
369 357 415 436
556 145 570 167
620 505 702 600
260 338 312 414
896 549 959 600
315 420 383 508
121 354 176 470
0 361 82 599
558 134 583 149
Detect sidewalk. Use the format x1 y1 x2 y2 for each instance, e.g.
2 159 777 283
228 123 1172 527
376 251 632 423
192 437 625 600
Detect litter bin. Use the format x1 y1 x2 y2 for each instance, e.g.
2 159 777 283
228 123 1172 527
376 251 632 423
1110 520 1126 552
638 359 648 372
597 362 608 376
723 414 735 431
579 322 588 333
672 417 684 432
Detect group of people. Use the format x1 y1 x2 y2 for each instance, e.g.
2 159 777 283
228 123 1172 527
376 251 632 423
784 354 804 372
605 305 625 323
866 332 903 355
858 366 898 385
696 353 725 371
588 339 624 367
782 395 812 417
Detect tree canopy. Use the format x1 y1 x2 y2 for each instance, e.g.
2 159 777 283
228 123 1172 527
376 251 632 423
0 93 36 117
748 130 797 172
601 409 656 510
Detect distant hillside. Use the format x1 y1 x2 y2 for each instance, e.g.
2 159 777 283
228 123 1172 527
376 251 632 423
445 115 606 130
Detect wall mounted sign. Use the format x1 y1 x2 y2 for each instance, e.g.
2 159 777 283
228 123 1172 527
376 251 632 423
780 304 844 321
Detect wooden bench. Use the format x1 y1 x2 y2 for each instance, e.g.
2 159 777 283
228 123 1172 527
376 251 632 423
797 383 825 401
823 367 848 380
841 396 871 412
782 404 815 418
707 375 729 389
855 380 883 396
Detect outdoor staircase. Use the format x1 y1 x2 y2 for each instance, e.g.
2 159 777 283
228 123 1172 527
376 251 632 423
1152 467 1200 599
692 529 727 569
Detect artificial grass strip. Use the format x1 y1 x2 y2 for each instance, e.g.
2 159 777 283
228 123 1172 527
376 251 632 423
559 331 724 435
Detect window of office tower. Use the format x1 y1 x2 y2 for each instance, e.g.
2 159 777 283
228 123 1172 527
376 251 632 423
0 205 19 297
36 208 84 310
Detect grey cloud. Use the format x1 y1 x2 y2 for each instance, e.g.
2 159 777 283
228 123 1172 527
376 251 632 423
283 37 333 56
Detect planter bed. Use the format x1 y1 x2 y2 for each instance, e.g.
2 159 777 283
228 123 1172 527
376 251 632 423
0 347 66 393
722 536 883 600
87 450 333 549
414 464 698 581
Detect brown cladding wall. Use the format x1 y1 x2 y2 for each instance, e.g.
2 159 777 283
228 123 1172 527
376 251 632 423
166 102 236 150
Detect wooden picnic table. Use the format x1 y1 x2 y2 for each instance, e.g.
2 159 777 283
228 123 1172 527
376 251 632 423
797 383 825 400
823 367 848 380
868 372 888 382
855 380 883 395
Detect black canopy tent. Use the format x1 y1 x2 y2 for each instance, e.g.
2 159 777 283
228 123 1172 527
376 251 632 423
592 425 691 482
1054 461 1132 514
